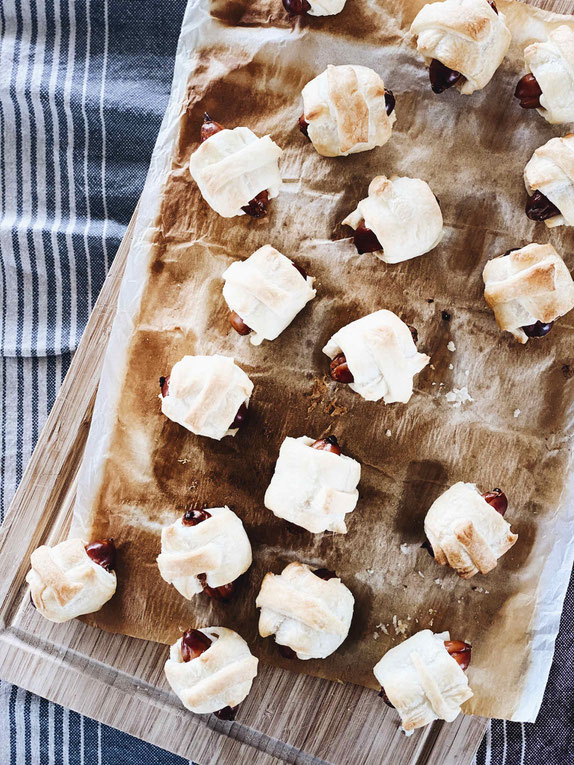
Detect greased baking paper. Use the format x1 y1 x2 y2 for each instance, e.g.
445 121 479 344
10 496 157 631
71 0 574 722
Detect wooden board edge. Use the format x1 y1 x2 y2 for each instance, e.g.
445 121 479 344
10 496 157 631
0 629 322 765
0 207 137 618
415 716 488 765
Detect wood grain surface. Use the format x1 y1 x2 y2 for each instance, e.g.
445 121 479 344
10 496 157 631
529 0 571 9
0 0 571 762
0 207 488 765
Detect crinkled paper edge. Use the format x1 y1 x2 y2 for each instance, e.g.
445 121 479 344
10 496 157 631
72 0 209 536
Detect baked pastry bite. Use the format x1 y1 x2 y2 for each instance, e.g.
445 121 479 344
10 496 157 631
374 630 473 731
342 175 443 261
157 506 252 602
483 243 574 343
188 114 282 218
264 435 361 533
256 562 354 660
283 0 346 16
323 309 430 403
524 134 574 228
159 355 253 440
299 65 396 157
410 0 511 95
222 245 316 344
26 538 117 623
164 626 258 719
424 482 517 579
514 26 574 125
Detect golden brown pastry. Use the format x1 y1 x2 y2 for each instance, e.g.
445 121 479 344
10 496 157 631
410 0 511 95
524 134 574 228
222 245 316 344
424 482 517 578
323 309 430 403
256 562 354 660
159 355 253 440
373 630 473 731
514 27 574 125
299 65 396 157
157 506 252 601
264 435 361 533
342 175 443 262
26 538 117 623
483 243 574 343
189 114 282 218
164 627 258 718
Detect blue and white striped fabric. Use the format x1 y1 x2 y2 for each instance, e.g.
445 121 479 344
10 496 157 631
0 1 572 763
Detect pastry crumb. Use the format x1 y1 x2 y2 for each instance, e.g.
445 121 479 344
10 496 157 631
307 377 328 414
448 363 454 370
514 409 521 418
392 615 408 635
177 458 190 464
430 363 436 370
366 568 374 575
447 341 456 352
445 386 473 407
400 543 409 554
309 377 327 400
373 632 379 640
385 429 392 438
326 402 348 417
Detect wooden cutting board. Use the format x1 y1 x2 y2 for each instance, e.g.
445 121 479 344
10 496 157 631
0 1 569 762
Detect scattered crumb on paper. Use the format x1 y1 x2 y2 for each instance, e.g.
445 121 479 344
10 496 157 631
392 615 408 635
445 386 473 407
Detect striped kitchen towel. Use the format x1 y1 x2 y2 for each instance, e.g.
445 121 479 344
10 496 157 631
0 0 572 763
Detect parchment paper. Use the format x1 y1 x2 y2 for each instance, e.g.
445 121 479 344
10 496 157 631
71 0 574 722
